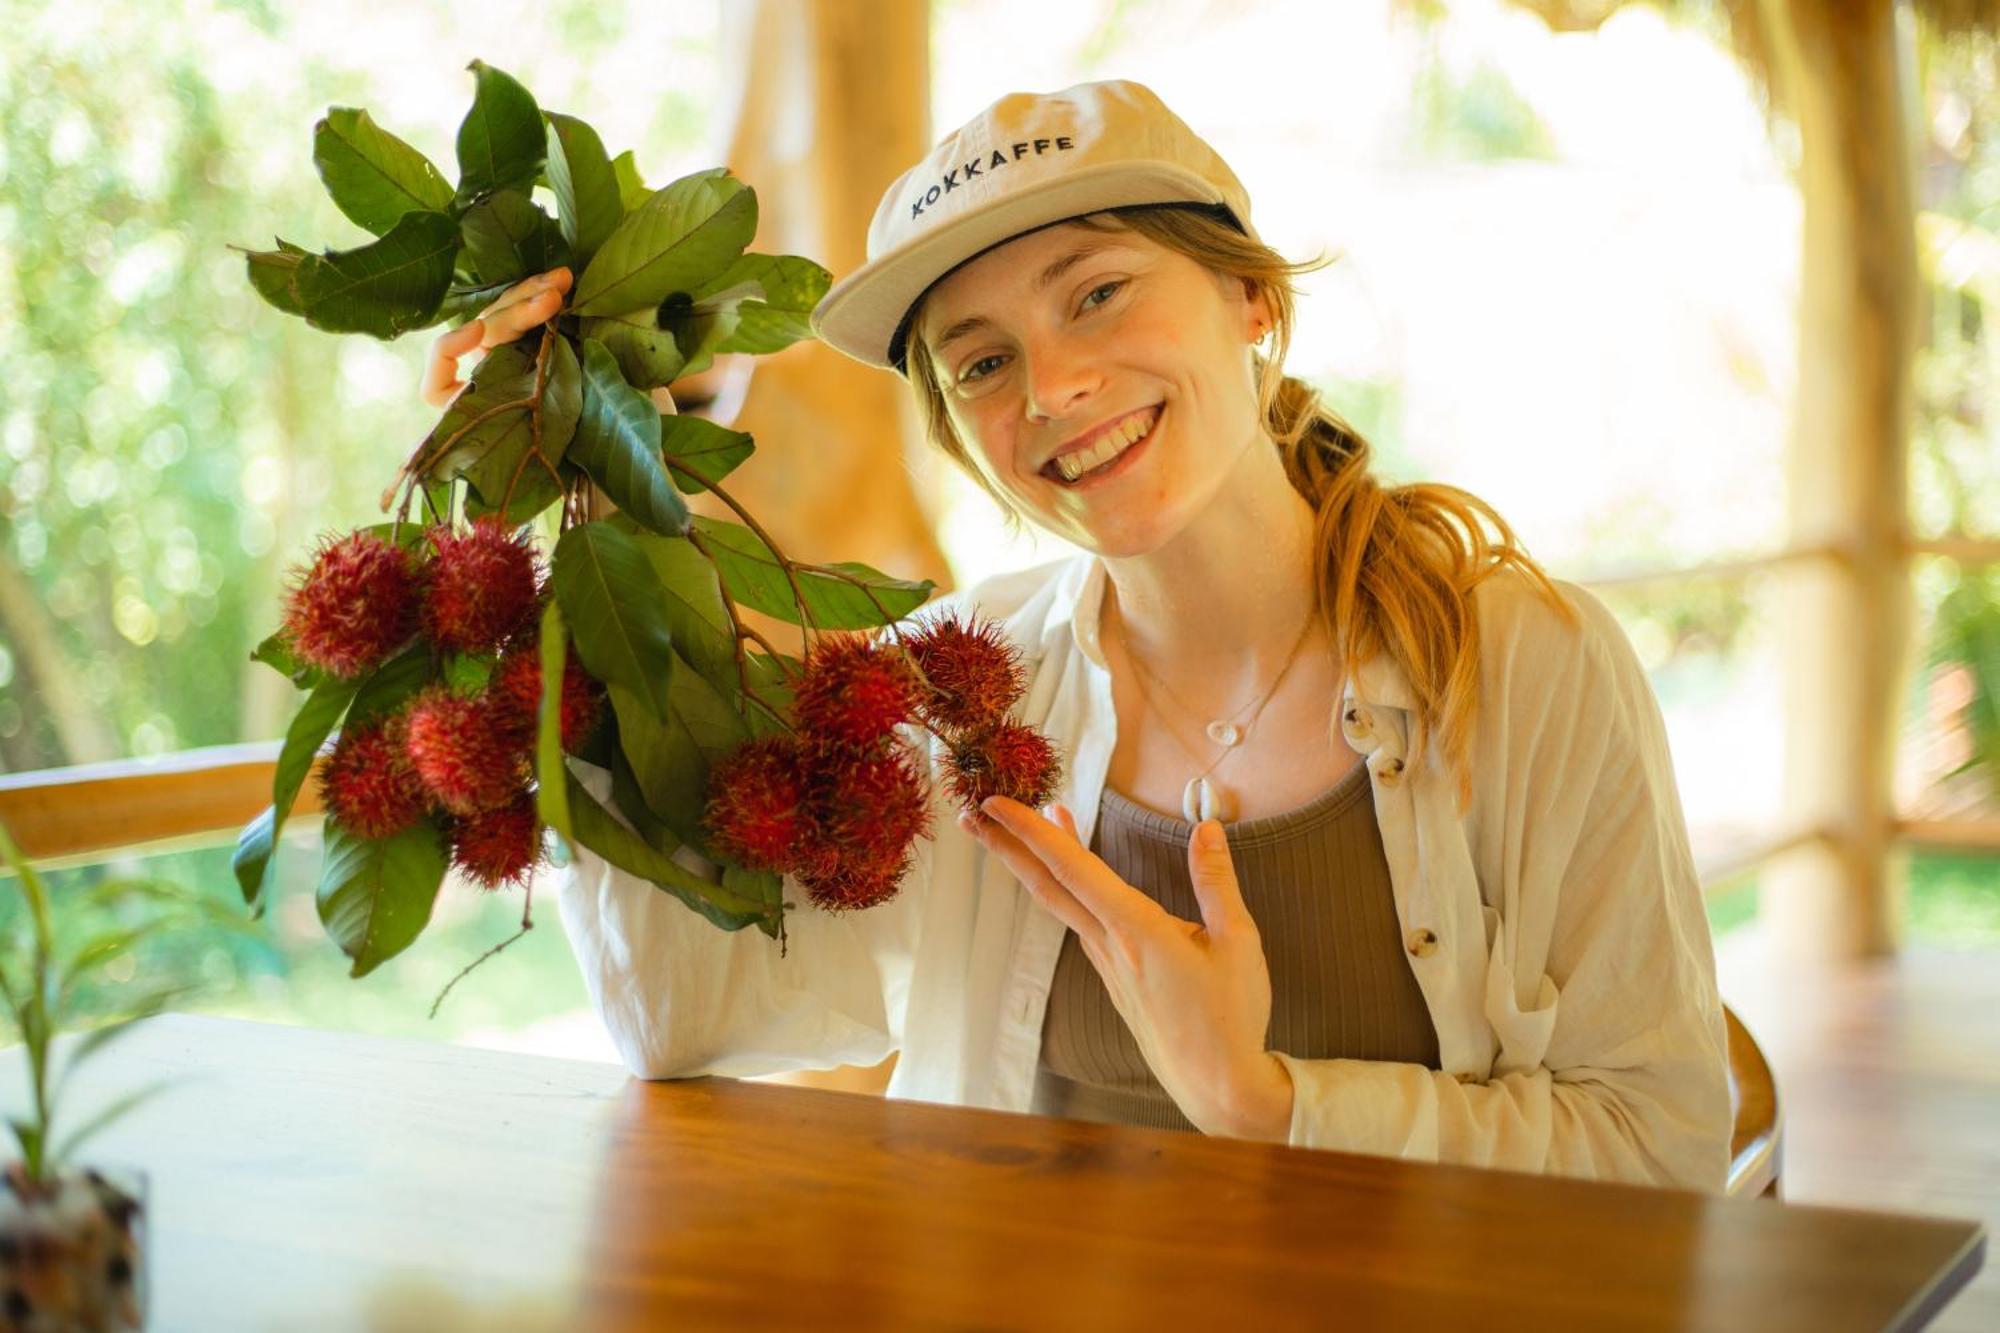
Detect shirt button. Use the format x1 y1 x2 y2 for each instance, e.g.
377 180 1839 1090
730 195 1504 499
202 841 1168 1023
1342 706 1371 732
1406 927 1439 958
1377 756 1406 785
1454 1071 1480 1085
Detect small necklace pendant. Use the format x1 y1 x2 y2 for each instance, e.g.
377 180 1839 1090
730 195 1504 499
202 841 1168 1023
1181 776 1237 825
1205 720 1242 747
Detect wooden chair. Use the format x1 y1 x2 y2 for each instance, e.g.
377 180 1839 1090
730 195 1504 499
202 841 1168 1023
1724 1003 1783 1198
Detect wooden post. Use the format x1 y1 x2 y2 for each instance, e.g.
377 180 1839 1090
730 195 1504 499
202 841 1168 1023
1758 0 1923 962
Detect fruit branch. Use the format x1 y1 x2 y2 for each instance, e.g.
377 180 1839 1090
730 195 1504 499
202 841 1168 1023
498 326 565 517
665 462 818 658
428 880 536 1020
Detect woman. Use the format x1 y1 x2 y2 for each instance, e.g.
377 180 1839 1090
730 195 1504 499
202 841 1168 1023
427 80 1733 1193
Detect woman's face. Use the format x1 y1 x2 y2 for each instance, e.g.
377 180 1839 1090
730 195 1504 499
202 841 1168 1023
912 219 1271 557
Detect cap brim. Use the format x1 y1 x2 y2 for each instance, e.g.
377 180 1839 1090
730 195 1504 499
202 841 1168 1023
810 159 1231 373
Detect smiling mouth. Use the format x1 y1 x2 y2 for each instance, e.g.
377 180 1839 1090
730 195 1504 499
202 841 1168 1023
1040 406 1163 486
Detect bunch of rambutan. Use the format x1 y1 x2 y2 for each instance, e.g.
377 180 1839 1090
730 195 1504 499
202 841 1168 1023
700 612 1063 915
291 517 606 891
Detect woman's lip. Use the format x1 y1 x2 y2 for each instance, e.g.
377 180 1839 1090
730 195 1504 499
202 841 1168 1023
1044 405 1161 488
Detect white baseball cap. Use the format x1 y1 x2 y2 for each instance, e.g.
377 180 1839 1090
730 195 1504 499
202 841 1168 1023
809 79 1261 377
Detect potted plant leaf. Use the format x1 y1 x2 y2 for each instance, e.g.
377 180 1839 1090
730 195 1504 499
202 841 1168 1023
229 60 1066 1016
0 820 260 1333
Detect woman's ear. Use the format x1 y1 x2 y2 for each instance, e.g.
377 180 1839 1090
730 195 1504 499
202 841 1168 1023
1238 277 1274 343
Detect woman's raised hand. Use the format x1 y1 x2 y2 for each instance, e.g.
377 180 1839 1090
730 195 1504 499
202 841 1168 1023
420 267 573 409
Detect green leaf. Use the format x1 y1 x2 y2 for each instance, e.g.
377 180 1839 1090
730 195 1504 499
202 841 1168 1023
233 673 362 913
241 209 460 339
659 414 754 494
607 680 703 843
543 112 620 268
568 339 688 536
348 643 433 725
443 652 495 694
437 277 518 325
535 600 573 840
454 60 545 204
551 522 677 719
571 168 757 317
609 150 650 213
658 302 743 381
459 189 571 288
689 516 935 629
577 308 687 391
420 335 579 512
563 770 775 933
693 253 832 357
250 631 327 692
627 530 740 695
315 820 450 978
313 106 455 237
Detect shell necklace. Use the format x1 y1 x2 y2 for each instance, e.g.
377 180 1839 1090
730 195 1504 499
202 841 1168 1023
1116 607 1318 824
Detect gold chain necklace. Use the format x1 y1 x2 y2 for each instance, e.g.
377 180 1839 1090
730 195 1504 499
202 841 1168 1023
1116 609 1317 824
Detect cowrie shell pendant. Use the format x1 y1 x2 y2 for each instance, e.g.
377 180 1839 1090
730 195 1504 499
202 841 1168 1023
1205 721 1241 746
1182 776 1237 825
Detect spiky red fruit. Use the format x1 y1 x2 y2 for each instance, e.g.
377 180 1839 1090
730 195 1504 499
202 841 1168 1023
491 643 606 753
450 792 543 890
281 530 420 679
944 724 1063 814
421 518 541 654
802 743 933 870
319 713 432 838
797 844 914 914
791 634 923 751
702 736 811 873
404 688 530 816
905 614 1027 734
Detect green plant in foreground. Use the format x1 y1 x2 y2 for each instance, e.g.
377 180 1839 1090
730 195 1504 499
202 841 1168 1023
0 821 257 1188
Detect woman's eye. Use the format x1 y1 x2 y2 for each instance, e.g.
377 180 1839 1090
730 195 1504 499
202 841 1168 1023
959 354 1005 384
1081 279 1124 311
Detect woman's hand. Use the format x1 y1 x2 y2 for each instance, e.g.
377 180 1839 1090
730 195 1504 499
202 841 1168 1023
420 267 574 409
962 797 1295 1141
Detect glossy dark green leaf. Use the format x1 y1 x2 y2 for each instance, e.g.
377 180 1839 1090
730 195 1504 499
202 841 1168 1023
459 189 571 288
607 680 704 845
568 339 687 536
658 413 754 494
551 522 677 719
577 308 686 390
535 600 573 841
543 112 620 268
689 516 935 629
563 770 776 934
692 253 832 357
349 643 433 725
609 150 650 213
571 168 757 317
315 820 451 978
232 674 362 913
240 210 460 339
313 107 455 237
421 334 578 514
249 631 326 692
453 60 544 204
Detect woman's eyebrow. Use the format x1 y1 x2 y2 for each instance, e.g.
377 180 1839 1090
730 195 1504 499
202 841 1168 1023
929 241 1131 356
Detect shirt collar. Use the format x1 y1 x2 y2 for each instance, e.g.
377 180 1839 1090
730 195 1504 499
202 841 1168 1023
1054 553 1415 714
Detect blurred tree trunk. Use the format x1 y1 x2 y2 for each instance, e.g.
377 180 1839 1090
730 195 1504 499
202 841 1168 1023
701 0 953 622
1758 0 1922 962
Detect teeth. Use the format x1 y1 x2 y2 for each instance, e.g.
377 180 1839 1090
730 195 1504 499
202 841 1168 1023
1054 409 1155 482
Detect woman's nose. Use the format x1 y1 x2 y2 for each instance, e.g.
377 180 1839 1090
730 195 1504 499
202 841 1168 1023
1020 335 1103 423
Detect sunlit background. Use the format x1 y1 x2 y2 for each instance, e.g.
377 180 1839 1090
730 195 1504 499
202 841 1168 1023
0 0 1993 1063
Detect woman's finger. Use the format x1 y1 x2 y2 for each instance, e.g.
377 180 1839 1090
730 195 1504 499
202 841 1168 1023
481 285 566 348
422 319 486 409
960 811 1106 952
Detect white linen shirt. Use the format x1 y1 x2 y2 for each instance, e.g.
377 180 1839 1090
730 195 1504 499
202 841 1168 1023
557 551 1734 1195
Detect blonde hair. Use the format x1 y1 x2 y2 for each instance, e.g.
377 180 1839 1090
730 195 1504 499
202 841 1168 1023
903 204 1581 816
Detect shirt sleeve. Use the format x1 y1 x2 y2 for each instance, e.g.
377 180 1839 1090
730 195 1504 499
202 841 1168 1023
1268 583 1734 1193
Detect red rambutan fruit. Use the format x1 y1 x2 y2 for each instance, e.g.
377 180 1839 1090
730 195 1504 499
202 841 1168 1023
797 845 913 913
801 742 933 869
404 688 532 816
318 713 432 839
280 530 420 679
905 614 1027 735
944 724 1064 814
791 633 923 751
702 736 811 873
490 643 606 753
450 792 543 890
421 518 542 654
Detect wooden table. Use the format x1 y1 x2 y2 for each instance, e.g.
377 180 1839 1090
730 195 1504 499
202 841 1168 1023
20 1013 1984 1331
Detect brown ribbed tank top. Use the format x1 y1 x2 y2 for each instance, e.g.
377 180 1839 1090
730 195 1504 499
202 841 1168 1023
1031 758 1441 1133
